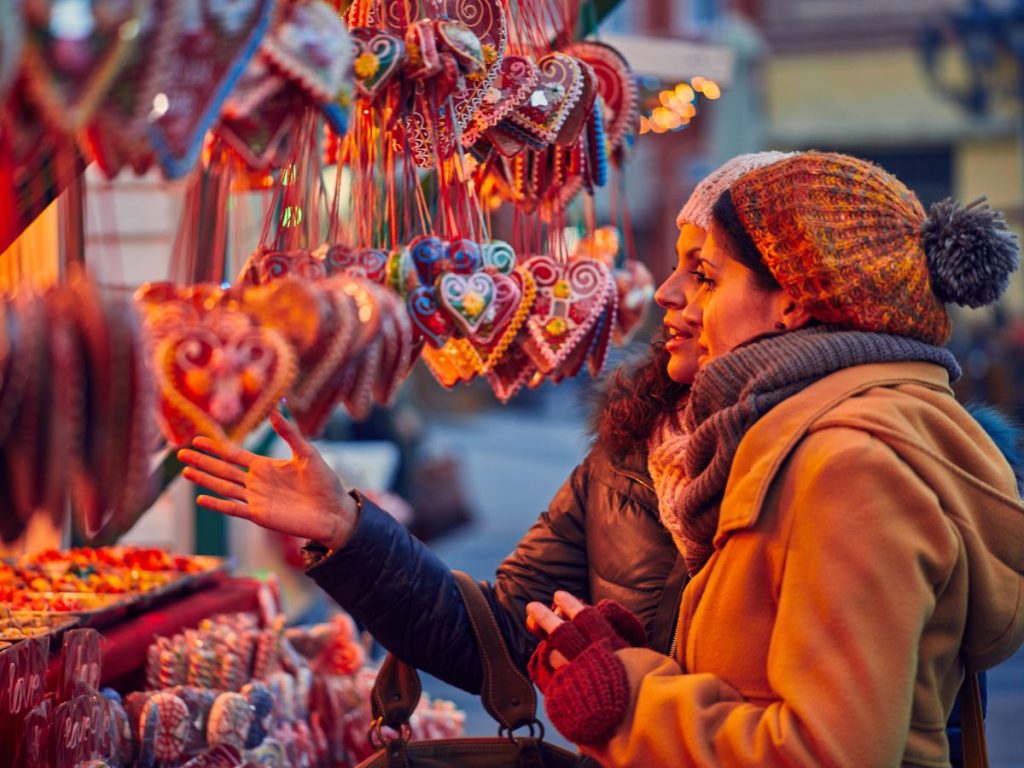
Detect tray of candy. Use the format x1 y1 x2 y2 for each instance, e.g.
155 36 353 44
0 611 81 642
2 592 133 627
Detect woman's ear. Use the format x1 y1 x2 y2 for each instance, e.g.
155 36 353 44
778 298 813 331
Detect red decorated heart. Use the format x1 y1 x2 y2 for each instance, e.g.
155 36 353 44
407 286 454 349
147 0 276 178
326 245 389 283
439 271 521 345
217 83 305 171
562 41 637 158
21 0 141 133
85 0 178 178
486 338 535 403
404 19 442 80
463 55 538 146
554 58 597 147
350 28 404 100
521 255 612 374
262 0 352 102
506 53 584 146
154 316 296 446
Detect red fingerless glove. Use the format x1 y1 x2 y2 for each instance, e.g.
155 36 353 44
545 642 630 745
528 600 647 695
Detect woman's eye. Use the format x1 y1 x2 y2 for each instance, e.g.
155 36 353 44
690 269 714 288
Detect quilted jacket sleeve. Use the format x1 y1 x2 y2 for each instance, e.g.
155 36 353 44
306 455 595 693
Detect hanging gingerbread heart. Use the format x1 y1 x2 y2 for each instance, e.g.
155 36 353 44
154 318 296 446
0 0 24 102
443 0 505 133
240 247 327 284
350 27 404 100
521 255 612 374
554 58 597 147
409 235 449 285
446 238 483 274
562 40 637 159
481 239 517 274
486 338 535 403
325 244 388 283
147 0 275 178
439 271 520 345
407 285 453 349
404 19 442 80
85 0 179 178
613 259 654 344
463 55 538 146
505 53 584 146
261 0 352 103
21 0 144 133
224 54 286 118
479 266 534 371
217 83 306 171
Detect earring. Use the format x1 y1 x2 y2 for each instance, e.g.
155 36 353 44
775 321 786 331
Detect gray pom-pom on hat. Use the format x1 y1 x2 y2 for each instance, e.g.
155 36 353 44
922 197 1020 308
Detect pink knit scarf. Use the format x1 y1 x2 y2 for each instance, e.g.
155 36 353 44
646 407 691 558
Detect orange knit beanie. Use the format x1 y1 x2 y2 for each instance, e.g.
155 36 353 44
727 151 1020 345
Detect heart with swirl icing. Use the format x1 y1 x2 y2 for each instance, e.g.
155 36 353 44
261 0 353 103
350 28 405 100
463 55 539 146
239 248 327 285
506 53 584 146
438 271 521 346
154 319 296 446
481 240 517 274
446 238 483 275
407 286 453 349
325 245 389 284
520 255 613 374
410 235 449 285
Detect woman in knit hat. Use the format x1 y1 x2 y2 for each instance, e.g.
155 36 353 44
527 151 1024 766
176 154 790 694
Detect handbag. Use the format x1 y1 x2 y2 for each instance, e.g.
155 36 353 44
961 672 988 768
355 570 585 768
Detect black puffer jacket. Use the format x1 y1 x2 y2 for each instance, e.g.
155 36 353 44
307 443 687 694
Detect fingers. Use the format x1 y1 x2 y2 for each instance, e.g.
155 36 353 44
195 495 252 518
270 410 312 459
552 591 586 620
177 449 249 485
191 436 256 469
527 602 564 636
182 467 248 502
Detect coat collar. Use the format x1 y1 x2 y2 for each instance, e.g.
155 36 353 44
714 361 954 542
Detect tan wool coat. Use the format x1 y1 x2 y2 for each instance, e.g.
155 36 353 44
583 362 1024 768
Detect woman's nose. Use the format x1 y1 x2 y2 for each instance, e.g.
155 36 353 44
681 293 702 330
655 271 686 310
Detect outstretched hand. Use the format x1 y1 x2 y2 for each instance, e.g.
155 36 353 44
177 410 359 551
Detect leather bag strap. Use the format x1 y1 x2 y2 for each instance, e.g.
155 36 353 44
960 672 989 768
452 570 538 732
370 648 423 730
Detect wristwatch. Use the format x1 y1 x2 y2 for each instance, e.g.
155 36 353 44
300 489 363 570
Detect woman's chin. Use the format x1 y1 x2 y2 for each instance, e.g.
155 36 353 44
666 356 698 386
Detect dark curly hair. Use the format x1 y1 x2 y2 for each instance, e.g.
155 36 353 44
594 337 689 462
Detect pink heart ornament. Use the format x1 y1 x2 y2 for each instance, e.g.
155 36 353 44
463 55 538 146
262 0 352 102
521 255 612 374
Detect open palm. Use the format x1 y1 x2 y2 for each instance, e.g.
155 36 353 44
177 410 358 550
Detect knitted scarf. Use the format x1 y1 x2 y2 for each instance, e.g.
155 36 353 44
665 326 961 575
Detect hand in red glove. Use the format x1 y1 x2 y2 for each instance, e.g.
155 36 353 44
525 592 647 745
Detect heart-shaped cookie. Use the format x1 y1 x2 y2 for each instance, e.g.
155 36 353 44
436 20 485 74
261 0 352 102
240 248 327 285
446 238 483 274
409 235 448 285
486 338 536 403
217 84 305 171
154 319 296 446
506 53 584 146
86 0 179 178
407 286 453 349
521 255 612 374
404 19 441 80
350 28 404 100
562 40 637 158
481 239 517 274
147 0 276 178
325 244 389 283
21 0 143 133
463 55 538 146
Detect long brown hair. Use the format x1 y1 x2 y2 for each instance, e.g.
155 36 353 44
595 338 689 462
